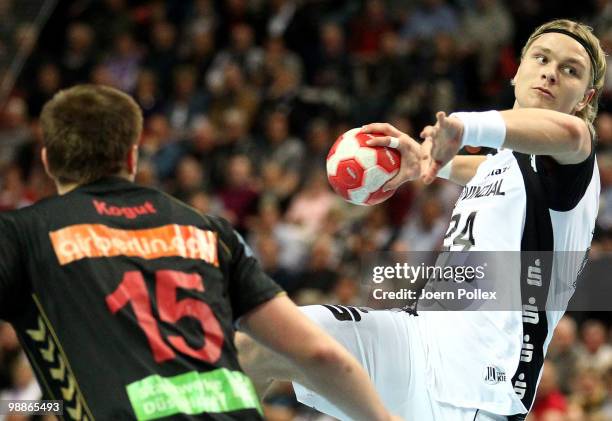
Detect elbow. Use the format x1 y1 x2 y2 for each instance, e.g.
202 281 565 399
563 117 591 157
301 342 344 370
309 343 341 365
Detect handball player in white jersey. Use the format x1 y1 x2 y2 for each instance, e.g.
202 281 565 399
237 19 606 421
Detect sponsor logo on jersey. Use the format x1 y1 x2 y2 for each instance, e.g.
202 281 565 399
483 365 506 385
458 179 506 201
49 224 218 265
484 166 510 178
93 199 157 219
520 334 534 363
527 259 542 287
513 372 527 398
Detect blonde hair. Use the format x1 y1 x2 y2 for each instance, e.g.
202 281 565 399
520 19 607 129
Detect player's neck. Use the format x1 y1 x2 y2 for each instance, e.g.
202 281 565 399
54 172 135 195
55 181 80 195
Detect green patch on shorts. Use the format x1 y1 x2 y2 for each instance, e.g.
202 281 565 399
126 368 262 420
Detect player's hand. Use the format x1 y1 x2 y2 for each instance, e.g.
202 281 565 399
420 111 463 184
420 137 433 176
390 415 405 421
361 122 422 192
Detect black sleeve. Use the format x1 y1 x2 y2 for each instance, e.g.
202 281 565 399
0 213 26 321
535 142 596 212
212 216 284 321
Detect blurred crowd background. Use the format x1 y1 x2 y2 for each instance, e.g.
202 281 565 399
0 0 610 420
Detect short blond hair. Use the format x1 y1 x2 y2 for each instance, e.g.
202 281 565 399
521 19 607 130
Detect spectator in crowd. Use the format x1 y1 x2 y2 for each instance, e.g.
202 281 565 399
257 59 307 133
332 270 361 306
397 193 447 251
165 65 207 138
548 316 581 394
570 367 608 417
102 31 142 93
0 98 31 170
27 62 61 118
347 0 395 61
253 233 295 291
601 366 612 419
140 113 183 182
577 320 612 372
184 0 217 42
310 22 353 96
0 165 33 211
258 110 304 171
0 0 16 65
458 0 514 94
248 199 309 277
60 22 96 86
0 353 41 406
293 235 340 294
285 169 338 238
208 61 259 129
261 35 303 87
181 26 216 88
353 30 417 122
596 111 612 151
529 361 567 421
595 152 612 251
0 323 20 391
217 154 260 233
133 69 164 117
169 154 207 202
206 22 264 91
400 0 459 50
143 20 179 91
185 188 220 216
303 118 333 174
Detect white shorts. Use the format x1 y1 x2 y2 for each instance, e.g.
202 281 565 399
292 305 507 421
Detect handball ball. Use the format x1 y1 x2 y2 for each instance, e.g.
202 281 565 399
326 128 401 206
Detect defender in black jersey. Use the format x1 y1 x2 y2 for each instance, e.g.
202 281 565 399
0 85 400 421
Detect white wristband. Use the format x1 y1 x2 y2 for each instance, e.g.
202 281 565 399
450 110 506 150
437 160 452 179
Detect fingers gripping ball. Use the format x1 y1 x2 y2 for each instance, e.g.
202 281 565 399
326 128 401 206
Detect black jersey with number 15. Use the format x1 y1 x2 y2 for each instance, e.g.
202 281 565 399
0 176 283 420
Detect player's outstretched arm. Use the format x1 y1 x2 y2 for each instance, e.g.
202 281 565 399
419 137 486 186
498 108 591 164
239 295 401 421
422 109 592 182
361 122 486 187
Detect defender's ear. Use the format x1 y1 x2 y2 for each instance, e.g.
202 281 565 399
126 144 139 177
41 147 52 179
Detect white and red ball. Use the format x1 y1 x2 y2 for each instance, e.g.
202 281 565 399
326 128 401 206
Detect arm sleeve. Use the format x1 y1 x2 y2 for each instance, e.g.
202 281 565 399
0 213 26 321
212 216 284 321
535 140 596 212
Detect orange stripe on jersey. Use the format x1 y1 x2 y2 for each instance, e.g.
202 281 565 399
49 224 219 266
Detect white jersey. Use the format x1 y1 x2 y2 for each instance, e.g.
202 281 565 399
419 148 600 415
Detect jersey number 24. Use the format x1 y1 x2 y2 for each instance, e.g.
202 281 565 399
444 211 477 250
